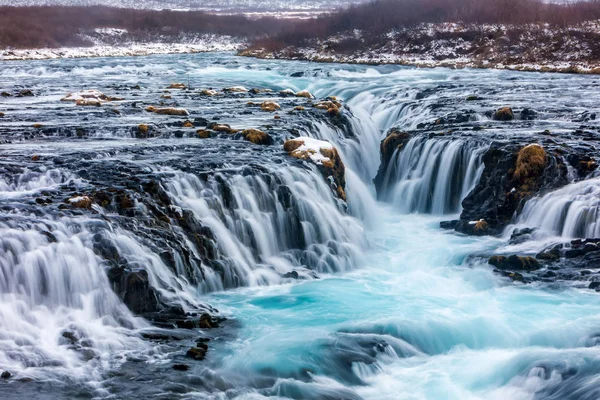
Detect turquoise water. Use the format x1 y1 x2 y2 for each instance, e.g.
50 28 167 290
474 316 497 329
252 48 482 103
2 53 600 399
207 208 600 399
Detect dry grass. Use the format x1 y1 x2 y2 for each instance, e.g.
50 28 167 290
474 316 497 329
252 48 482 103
513 144 547 183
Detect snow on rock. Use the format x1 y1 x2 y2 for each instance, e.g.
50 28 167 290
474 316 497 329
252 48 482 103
68 196 93 209
223 86 249 93
61 89 122 106
283 137 346 200
284 137 334 166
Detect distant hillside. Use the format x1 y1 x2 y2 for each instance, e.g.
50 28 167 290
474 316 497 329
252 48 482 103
0 0 363 12
0 6 290 49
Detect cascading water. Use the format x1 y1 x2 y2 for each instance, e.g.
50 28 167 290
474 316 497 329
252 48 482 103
163 165 366 287
510 177 600 240
377 137 487 214
1 53 600 400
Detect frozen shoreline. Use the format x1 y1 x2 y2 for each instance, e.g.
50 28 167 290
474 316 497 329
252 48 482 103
0 35 244 61
240 21 600 75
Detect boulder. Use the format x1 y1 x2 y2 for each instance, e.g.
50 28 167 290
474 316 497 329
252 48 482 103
0 112 4 117
168 83 186 89
107 268 159 314
260 101 281 112
223 86 248 93
207 122 237 133
137 124 150 138
145 106 189 116
296 90 314 99
489 255 540 271
284 137 346 200
242 128 272 145
493 107 514 121
199 89 217 96
62 90 122 104
68 196 93 209
182 120 194 128
196 129 211 138
513 144 546 184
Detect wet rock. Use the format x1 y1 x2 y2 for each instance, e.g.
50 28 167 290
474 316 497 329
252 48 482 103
513 144 546 184
68 196 93 209
62 89 121 104
520 108 537 120
182 120 194 128
108 268 159 315
374 129 412 192
168 83 186 89
137 124 150 138
207 122 237 133
0 91 11 97
145 106 189 116
284 137 346 201
296 90 314 99
172 364 190 371
260 101 281 112
196 129 212 139
493 107 514 121
18 89 34 97
223 86 249 93
199 89 217 96
440 220 459 230
241 128 272 145
489 255 541 271
31 154 40 161
509 227 536 244
458 142 565 235
1 371 11 379
294 106 306 111
186 343 208 360
283 270 299 279
0 112 4 117
199 313 219 329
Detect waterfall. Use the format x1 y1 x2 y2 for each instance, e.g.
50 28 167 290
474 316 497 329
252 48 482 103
513 177 600 239
0 216 150 381
377 137 487 214
162 164 366 288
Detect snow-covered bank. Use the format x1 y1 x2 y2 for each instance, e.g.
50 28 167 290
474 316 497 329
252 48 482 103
1 35 244 61
241 21 600 74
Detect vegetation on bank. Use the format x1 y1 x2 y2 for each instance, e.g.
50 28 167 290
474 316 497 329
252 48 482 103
0 6 287 48
250 0 600 51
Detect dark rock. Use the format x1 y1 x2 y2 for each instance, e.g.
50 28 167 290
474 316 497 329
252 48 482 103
186 345 207 360
493 107 514 121
489 255 541 271
108 268 159 315
520 108 537 120
283 270 299 279
440 220 459 230
1 371 11 379
173 364 190 371
589 281 600 290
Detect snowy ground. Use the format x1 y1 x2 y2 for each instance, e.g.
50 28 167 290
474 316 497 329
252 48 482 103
0 34 244 61
242 21 600 74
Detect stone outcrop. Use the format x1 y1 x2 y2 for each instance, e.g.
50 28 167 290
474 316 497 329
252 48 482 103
284 137 346 201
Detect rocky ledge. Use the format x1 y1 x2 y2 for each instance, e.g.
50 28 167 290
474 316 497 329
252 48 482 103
375 94 600 289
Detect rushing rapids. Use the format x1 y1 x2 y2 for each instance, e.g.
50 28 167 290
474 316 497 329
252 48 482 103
0 53 600 399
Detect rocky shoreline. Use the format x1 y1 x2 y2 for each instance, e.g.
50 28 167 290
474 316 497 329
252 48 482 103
240 21 600 75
